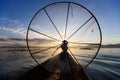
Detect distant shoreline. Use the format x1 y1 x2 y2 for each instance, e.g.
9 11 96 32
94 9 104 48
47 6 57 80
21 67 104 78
0 38 120 48
101 43 120 48
0 46 120 48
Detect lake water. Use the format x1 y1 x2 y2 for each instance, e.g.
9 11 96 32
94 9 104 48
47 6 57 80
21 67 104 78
0 48 120 80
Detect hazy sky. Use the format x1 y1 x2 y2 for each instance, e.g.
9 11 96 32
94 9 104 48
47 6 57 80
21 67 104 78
0 0 120 44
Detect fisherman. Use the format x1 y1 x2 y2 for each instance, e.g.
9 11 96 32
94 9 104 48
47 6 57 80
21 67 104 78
60 40 68 61
61 40 68 52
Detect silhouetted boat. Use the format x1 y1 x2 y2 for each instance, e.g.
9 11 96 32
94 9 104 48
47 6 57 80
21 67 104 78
15 51 90 80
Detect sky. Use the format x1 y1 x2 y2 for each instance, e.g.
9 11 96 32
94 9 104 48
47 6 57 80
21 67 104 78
0 0 120 44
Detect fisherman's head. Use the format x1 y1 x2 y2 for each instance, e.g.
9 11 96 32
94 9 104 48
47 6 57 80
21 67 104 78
62 40 68 45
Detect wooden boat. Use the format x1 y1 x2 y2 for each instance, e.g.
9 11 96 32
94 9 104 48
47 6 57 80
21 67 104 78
15 52 90 80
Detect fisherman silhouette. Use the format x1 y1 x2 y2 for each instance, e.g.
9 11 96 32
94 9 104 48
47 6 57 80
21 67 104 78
60 40 69 61
61 40 68 52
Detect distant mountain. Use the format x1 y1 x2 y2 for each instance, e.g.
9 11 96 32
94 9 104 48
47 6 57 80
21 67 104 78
0 37 54 48
0 36 9 41
0 38 6 41
0 37 25 41
9 38 26 41
101 43 120 48
0 37 53 42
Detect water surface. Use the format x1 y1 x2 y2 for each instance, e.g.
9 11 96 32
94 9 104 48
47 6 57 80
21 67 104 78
0 48 120 80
